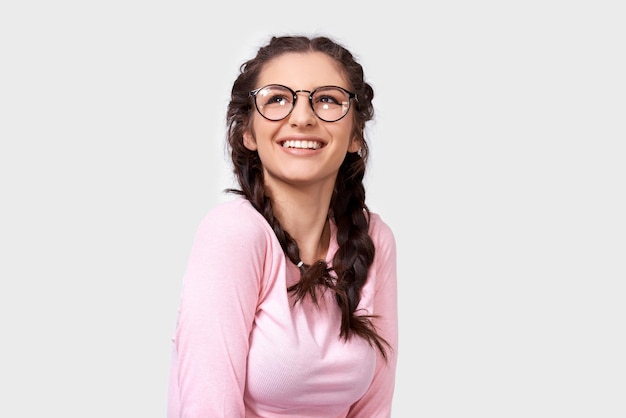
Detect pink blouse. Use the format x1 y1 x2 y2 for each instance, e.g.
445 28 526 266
168 198 398 417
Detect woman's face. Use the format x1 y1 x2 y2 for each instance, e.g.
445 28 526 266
243 52 360 192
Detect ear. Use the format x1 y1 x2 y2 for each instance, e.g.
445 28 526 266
348 136 361 153
243 131 257 151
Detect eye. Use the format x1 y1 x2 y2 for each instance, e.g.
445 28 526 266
312 88 348 107
268 94 288 105
317 94 341 105
258 86 293 107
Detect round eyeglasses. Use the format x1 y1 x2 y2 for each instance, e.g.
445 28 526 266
249 84 357 122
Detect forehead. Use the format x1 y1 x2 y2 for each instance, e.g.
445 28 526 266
257 52 350 90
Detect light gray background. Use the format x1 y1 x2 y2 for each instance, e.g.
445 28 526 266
1 1 624 417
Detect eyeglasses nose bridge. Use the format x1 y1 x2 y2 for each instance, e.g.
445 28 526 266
291 89 315 112
293 89 313 97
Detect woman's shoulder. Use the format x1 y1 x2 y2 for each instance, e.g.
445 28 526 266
205 197 259 217
367 210 397 257
368 211 395 241
197 197 271 238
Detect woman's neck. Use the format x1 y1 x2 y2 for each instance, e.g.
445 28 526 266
268 184 332 265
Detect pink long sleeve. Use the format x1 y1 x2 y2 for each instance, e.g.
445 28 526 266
168 198 398 417
168 199 275 417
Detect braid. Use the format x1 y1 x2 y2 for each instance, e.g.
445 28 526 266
331 152 390 359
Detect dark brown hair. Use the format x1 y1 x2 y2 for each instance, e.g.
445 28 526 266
225 35 389 359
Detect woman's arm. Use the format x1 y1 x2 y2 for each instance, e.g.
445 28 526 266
168 201 269 418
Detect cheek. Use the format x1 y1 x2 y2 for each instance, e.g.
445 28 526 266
333 122 357 149
244 115 275 151
251 116 280 140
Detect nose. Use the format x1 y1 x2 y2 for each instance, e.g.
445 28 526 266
288 90 317 126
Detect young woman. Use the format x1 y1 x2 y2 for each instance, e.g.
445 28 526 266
168 34 398 418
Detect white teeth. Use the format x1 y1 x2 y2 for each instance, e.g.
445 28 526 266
281 140 322 149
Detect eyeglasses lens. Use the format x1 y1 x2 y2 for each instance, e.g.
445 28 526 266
311 87 351 122
255 85 293 121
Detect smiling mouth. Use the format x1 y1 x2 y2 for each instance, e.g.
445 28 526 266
281 140 323 150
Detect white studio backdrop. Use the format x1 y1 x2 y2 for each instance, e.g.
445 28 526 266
1 1 624 417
